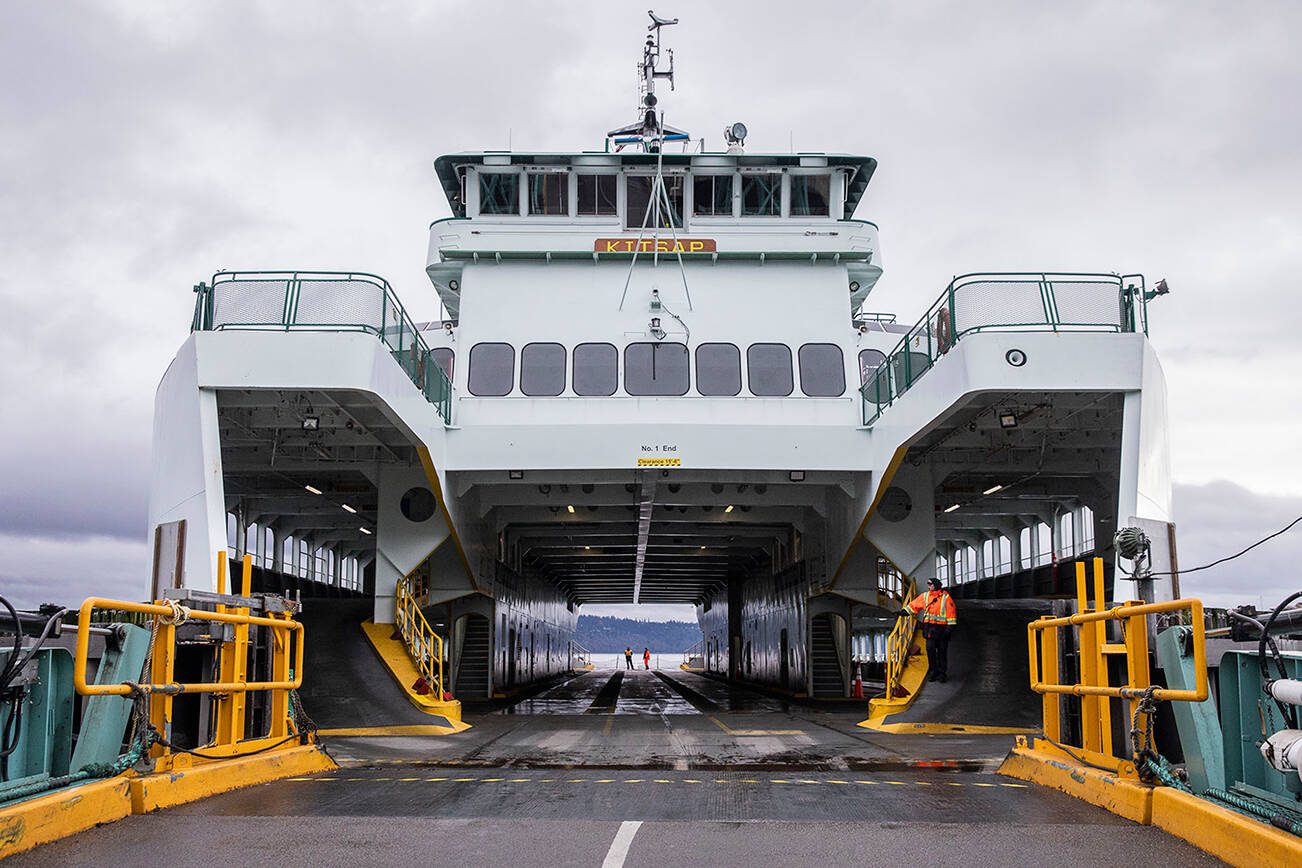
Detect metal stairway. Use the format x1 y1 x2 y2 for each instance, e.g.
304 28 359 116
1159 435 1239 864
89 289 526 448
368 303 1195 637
810 613 844 698
455 614 491 700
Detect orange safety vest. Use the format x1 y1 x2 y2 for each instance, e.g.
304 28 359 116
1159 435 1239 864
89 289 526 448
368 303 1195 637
908 590 957 627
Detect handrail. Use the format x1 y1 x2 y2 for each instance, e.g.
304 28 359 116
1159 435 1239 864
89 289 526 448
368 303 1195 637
569 639 593 669
882 576 918 698
1026 556 1207 773
73 553 310 766
860 271 1147 425
191 270 454 424
394 573 446 699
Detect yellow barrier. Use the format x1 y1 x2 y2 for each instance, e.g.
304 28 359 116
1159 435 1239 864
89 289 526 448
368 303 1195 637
394 573 446 699
73 553 312 766
882 576 917 699
1025 556 1207 774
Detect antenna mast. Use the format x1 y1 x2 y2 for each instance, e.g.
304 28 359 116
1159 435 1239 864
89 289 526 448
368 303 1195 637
607 11 689 153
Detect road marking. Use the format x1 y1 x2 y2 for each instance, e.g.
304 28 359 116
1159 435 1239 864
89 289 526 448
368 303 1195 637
601 820 643 868
426 777 448 781
707 715 804 737
481 778 503 782
602 716 616 737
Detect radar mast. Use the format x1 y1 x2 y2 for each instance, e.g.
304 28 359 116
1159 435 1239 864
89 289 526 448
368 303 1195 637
606 10 689 153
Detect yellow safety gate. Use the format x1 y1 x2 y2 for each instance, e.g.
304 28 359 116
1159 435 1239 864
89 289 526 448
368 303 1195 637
72 554 314 770
1026 556 1208 776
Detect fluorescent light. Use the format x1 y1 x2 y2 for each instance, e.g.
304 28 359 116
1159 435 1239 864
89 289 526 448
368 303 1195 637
584 545 591 550
983 484 1003 495
567 504 575 514
944 503 961 513
341 503 357 514
700 545 706 550
359 527 372 535
724 505 734 513
304 485 322 495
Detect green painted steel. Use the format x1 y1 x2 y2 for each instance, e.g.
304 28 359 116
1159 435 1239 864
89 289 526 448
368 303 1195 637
0 647 74 801
68 624 150 773
1219 649 1302 805
859 272 1150 426
191 271 454 424
1157 626 1226 792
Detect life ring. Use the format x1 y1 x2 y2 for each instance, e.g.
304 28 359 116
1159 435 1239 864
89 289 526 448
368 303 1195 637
936 307 952 353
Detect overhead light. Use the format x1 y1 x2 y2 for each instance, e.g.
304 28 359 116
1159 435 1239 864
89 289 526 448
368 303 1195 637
509 470 524 480
944 503 961 513
789 470 806 482
302 416 319 431
359 526 372 535
567 504 575 514
304 485 322 495
700 545 706 550
341 503 357 514
724 505 734 514
983 484 1003 495
584 545 591 550
999 412 1018 429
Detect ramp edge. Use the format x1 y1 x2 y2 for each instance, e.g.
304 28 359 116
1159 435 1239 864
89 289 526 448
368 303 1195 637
360 620 470 731
1151 785 1302 868
0 776 133 860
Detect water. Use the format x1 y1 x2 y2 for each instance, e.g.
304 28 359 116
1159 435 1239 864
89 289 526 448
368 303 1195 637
587 652 677 670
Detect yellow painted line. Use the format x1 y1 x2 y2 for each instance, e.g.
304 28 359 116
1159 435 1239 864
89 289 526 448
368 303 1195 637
509 778 529 782
770 779 791 784
827 780 849 785
398 777 419 782
947 782 964 787
714 779 729 783
886 781 906 785
286 777 313 781
624 779 644 783
706 715 802 737
1001 783 1028 788
855 780 878 785
682 779 701 784
739 779 760 783
654 779 673 783
426 777 448 781
798 779 819 784
595 779 615 783
538 778 555 783
481 778 503 782
972 783 996 787
319 723 469 737
453 777 476 782
567 778 587 783
914 781 931 786
602 716 615 737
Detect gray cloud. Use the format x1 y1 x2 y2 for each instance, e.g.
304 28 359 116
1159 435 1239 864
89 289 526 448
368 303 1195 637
2 2 1300 609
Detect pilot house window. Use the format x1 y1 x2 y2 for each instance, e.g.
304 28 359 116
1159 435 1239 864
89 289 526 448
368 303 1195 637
693 174 733 216
695 343 741 396
576 174 617 216
478 172 519 215
528 172 568 216
790 175 831 217
741 173 782 216
625 175 684 229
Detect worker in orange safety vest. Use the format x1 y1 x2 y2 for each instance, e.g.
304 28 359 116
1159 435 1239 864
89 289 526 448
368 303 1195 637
903 578 958 683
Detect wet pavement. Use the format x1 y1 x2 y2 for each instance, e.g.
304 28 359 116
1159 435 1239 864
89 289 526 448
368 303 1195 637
8 667 1225 865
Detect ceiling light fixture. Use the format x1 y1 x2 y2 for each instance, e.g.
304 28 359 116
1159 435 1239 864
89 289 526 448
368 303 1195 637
304 485 322 495
999 412 1018 429
724 505 734 514
789 470 806 482
302 416 319 431
567 504 576 514
341 504 357 514
359 526 372 535
983 484 1004 495
944 503 961 513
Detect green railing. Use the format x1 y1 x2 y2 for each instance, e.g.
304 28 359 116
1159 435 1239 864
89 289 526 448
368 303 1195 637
191 270 453 423
860 272 1149 425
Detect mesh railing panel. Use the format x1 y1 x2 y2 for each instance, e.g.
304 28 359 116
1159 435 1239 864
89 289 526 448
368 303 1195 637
953 279 1048 334
210 278 290 327
1051 280 1123 328
294 279 385 329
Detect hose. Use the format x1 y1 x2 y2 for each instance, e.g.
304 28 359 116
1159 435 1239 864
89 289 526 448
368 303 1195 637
1259 590 1302 729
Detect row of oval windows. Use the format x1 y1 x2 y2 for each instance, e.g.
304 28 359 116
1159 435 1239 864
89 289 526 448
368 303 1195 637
440 342 877 398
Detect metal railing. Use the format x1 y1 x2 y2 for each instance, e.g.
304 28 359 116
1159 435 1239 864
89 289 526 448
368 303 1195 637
191 270 454 423
882 576 918 699
73 554 310 767
1025 557 1207 776
569 640 594 670
394 573 446 699
860 272 1149 425
680 638 704 670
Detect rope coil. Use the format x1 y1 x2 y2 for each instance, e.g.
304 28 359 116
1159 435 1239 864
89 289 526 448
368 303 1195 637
158 600 191 626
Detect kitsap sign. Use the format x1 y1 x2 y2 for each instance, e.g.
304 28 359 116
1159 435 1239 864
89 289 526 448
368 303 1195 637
595 238 717 254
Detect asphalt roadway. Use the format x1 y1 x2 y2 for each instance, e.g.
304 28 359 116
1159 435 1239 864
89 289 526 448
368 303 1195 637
13 669 1221 867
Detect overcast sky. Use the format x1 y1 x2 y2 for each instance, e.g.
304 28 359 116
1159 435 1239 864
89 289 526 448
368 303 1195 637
1 1 1300 619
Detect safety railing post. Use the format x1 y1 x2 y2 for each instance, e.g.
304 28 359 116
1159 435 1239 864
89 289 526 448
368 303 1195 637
1091 557 1113 757
1075 562 1101 753
148 619 176 759
1041 624 1061 742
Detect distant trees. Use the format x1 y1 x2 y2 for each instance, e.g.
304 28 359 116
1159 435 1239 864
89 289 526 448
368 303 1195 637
575 616 703 653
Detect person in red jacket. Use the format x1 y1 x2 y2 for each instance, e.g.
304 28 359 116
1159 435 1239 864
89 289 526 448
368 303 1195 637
905 578 958 683
643 647 651 670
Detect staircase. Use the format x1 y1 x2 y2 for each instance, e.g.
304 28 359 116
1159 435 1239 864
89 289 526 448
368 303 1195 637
810 614 844 698
455 615 491 700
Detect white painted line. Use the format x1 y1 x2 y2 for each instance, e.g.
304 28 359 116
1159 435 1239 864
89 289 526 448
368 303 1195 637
601 820 643 868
